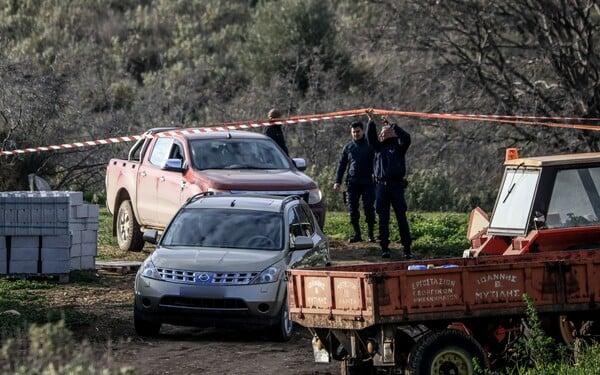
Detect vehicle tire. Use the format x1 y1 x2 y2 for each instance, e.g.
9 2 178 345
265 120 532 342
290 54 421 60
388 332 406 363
407 329 489 375
134 307 161 337
116 200 145 252
268 296 294 342
574 320 599 363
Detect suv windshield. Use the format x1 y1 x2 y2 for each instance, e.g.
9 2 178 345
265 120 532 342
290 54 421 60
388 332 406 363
189 139 291 170
161 208 284 250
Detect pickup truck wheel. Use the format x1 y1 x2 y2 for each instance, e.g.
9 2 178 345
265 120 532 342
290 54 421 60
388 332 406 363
407 329 488 375
117 200 144 252
268 296 294 342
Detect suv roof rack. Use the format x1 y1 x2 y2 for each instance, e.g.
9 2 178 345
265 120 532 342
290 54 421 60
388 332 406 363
185 191 215 205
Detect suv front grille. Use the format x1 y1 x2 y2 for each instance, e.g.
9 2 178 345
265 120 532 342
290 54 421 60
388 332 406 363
157 268 259 285
160 296 247 310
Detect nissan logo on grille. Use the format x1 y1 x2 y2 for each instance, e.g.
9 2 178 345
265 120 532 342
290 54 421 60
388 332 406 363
196 273 211 283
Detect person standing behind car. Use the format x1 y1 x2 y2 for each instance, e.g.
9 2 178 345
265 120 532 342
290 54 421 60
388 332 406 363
333 121 376 243
265 108 289 156
365 108 413 259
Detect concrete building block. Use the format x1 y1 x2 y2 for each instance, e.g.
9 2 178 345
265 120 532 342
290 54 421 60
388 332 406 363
69 257 81 270
82 230 97 244
0 261 7 275
71 204 88 219
41 247 70 261
11 236 39 248
9 260 38 274
42 235 71 249
10 247 39 261
80 256 95 270
81 243 98 257
65 191 84 206
70 243 82 257
42 260 69 274
69 222 85 232
88 204 99 218
0 236 5 250
71 230 82 245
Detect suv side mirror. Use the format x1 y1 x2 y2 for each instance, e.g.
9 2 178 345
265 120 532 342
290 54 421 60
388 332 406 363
292 158 306 171
291 235 313 250
163 158 186 173
143 229 159 244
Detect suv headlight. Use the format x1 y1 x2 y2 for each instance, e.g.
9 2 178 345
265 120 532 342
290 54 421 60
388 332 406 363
308 188 322 204
140 258 160 280
250 266 282 284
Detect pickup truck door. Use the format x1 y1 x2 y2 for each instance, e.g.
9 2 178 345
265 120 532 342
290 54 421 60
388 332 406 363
137 137 173 227
156 141 190 225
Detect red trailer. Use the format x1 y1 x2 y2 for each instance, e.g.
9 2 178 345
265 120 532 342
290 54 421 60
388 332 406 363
287 150 600 374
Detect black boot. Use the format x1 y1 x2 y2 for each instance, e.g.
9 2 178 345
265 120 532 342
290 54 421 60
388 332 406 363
348 221 362 243
381 241 391 258
367 226 376 243
404 245 414 259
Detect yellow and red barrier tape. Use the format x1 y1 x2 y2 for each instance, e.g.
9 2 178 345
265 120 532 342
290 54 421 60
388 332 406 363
2 108 599 157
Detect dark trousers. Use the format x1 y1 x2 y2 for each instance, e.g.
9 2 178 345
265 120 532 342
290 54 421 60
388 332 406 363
347 182 376 227
375 183 412 250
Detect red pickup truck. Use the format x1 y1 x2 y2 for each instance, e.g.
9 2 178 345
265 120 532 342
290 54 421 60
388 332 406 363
105 128 325 251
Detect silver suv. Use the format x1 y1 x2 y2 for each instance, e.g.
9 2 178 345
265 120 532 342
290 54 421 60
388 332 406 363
133 193 330 341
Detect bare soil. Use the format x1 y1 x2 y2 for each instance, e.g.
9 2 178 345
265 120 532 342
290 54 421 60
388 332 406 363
35 240 409 375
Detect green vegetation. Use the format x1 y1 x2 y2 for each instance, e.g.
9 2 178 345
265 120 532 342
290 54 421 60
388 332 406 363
325 210 470 258
489 295 600 375
1 320 133 375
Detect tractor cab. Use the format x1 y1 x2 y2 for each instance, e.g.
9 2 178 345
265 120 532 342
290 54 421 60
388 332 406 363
467 148 600 257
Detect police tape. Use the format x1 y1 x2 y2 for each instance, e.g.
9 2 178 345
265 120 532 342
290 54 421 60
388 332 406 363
2 108 599 156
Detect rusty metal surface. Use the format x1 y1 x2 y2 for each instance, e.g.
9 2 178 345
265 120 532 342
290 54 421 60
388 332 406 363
287 250 600 329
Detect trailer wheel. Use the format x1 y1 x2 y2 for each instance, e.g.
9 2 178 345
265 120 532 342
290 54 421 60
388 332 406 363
574 320 599 363
407 329 489 375
117 200 145 252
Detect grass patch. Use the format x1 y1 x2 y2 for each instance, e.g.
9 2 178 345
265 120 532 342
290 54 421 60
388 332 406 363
324 211 470 258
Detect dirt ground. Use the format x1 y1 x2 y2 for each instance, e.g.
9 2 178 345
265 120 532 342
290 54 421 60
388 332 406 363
36 240 408 375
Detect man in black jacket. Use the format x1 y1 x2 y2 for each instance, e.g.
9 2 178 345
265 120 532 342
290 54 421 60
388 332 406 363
333 121 376 243
365 109 413 259
265 108 289 156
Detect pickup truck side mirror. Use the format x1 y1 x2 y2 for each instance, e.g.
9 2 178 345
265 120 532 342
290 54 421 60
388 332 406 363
162 158 186 173
143 229 159 244
291 235 313 250
292 158 306 171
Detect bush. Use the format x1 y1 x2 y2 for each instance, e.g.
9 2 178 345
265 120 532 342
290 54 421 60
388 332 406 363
1 320 133 375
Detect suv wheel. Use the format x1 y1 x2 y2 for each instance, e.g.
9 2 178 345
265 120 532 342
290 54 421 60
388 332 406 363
268 296 294 342
117 200 145 252
134 307 161 337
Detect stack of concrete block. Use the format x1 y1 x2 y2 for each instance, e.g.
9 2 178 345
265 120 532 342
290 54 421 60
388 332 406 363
0 191 99 278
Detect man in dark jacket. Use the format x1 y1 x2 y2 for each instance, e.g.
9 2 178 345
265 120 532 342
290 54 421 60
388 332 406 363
265 108 289 156
365 109 413 259
333 121 376 243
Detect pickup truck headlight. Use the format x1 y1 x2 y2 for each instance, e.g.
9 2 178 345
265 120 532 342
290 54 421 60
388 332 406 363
308 188 322 205
140 258 161 280
250 266 282 284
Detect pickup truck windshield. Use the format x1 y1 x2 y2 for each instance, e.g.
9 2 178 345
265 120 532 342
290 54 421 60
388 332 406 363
161 208 284 250
189 139 291 170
